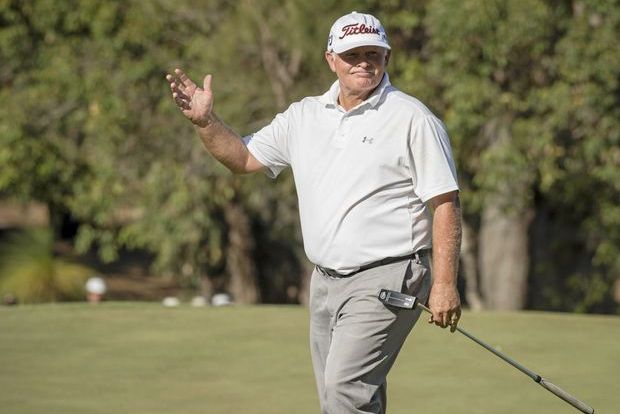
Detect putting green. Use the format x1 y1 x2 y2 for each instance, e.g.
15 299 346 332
0 303 617 413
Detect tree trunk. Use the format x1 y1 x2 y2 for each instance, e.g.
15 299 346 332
479 201 533 310
223 202 260 304
199 275 214 300
477 116 534 310
461 219 484 310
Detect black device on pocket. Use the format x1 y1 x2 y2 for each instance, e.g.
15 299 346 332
378 289 418 309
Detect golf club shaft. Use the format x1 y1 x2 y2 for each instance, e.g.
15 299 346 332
417 303 594 414
418 303 539 380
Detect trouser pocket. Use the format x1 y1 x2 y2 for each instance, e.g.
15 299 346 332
401 257 430 297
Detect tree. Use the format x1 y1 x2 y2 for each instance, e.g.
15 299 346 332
1 0 257 300
1 0 617 311
527 0 620 313
1 0 339 304
391 0 618 311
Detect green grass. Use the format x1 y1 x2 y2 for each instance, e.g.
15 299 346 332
1 303 618 414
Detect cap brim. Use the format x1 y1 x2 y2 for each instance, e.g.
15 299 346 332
331 40 391 54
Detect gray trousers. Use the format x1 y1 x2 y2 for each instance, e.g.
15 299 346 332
309 256 431 414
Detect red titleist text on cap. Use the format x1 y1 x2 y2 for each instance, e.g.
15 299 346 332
339 23 380 39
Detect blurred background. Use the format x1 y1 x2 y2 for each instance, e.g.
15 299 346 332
0 0 618 313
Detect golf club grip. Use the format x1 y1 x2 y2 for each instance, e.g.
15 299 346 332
538 378 594 414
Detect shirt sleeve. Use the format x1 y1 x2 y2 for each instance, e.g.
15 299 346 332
408 115 459 202
243 105 294 178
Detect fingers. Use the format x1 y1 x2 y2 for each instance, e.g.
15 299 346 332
427 311 449 328
169 83 190 102
166 72 193 110
203 74 212 92
428 308 461 331
174 68 197 90
449 312 460 333
166 69 194 97
166 80 190 111
173 92 191 110
166 73 189 96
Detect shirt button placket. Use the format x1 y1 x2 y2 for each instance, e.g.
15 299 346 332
334 114 348 148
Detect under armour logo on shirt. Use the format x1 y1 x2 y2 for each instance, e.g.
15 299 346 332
362 136 374 144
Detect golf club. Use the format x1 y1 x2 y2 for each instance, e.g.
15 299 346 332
378 289 595 414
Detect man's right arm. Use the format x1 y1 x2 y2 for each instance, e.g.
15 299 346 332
166 68 264 174
193 113 265 174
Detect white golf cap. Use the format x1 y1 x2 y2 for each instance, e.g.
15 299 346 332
327 11 390 54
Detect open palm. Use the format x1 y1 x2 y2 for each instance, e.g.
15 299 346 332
166 68 213 128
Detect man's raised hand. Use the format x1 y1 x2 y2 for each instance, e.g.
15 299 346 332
166 68 214 128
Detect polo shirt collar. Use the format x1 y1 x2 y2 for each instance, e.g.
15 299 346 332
319 73 391 110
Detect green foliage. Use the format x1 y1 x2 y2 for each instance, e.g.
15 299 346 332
0 228 92 303
390 0 619 311
539 0 620 275
0 0 326 285
0 0 617 310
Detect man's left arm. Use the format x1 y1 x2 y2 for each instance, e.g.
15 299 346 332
428 190 462 332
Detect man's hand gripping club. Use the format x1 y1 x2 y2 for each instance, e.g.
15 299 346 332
428 282 461 333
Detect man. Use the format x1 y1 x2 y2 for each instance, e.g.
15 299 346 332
166 11 461 414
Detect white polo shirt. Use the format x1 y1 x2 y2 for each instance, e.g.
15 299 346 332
244 74 458 273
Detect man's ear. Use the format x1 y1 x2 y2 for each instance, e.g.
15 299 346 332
325 51 337 73
384 50 391 66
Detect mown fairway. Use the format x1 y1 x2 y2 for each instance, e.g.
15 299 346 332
1 303 617 414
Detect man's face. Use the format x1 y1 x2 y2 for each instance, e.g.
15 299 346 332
325 46 390 96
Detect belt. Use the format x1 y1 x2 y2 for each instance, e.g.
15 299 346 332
316 249 430 278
